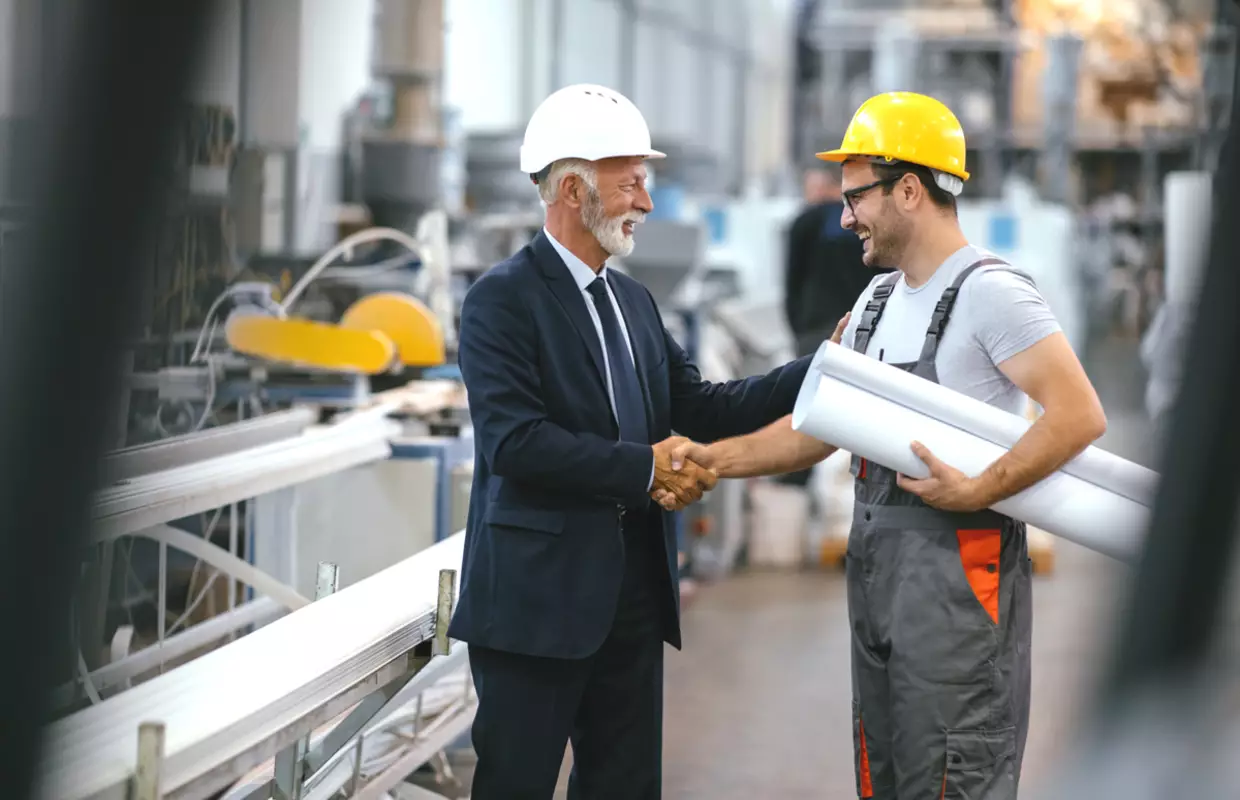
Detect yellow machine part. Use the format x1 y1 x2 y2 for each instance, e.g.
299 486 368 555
338 292 446 368
225 314 398 375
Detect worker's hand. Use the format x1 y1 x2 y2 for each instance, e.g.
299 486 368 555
671 439 716 472
650 437 716 511
830 312 851 345
896 441 987 512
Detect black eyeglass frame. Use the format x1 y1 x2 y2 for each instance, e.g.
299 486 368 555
841 175 902 212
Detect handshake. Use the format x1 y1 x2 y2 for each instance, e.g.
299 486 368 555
649 436 716 512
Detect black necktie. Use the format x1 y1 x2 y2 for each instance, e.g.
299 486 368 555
586 277 649 443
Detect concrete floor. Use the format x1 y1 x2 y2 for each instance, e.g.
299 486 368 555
657 541 1128 800
421 539 1132 800
412 337 1153 798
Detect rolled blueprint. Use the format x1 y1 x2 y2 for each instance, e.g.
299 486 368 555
791 342 1154 562
815 341 1160 505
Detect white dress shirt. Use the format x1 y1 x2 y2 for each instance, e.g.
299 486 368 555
544 228 656 490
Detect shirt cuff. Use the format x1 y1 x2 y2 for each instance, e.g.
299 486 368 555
647 453 656 491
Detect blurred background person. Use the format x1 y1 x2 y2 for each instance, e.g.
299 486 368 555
783 164 889 360
778 165 891 499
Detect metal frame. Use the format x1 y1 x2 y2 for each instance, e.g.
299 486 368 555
61 413 401 711
389 436 475 543
36 534 468 800
52 597 286 710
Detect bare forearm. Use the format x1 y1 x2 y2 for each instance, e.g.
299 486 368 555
971 406 1106 506
705 415 836 479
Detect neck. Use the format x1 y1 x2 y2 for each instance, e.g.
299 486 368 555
899 217 969 288
546 211 607 272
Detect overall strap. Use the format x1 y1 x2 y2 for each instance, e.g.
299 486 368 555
917 256 1010 364
852 271 902 355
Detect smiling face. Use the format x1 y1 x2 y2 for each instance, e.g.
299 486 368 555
839 160 914 270
580 156 653 257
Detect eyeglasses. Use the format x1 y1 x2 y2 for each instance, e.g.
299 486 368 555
842 175 902 212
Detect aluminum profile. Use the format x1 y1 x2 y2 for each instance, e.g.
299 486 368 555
35 533 465 800
98 407 318 484
92 417 399 541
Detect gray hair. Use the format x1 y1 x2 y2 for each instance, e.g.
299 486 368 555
537 158 598 206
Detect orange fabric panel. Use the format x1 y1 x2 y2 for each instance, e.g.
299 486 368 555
859 458 868 479
859 715 874 798
956 528 1001 624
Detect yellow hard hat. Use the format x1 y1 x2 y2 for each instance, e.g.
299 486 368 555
816 92 970 182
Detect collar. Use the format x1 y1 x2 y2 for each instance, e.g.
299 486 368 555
544 227 608 291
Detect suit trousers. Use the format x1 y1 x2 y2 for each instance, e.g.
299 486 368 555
468 511 668 800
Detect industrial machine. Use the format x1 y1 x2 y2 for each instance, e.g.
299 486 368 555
221 227 447 372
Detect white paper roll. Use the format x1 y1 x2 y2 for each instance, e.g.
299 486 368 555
791 346 1149 562
814 341 1160 505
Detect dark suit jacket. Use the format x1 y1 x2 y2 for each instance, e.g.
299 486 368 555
449 231 811 660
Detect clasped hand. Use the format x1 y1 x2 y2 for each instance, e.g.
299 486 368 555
649 436 716 511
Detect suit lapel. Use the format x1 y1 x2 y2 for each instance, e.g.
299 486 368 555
531 231 608 390
608 274 656 437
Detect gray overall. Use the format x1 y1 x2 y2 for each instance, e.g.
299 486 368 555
846 258 1033 799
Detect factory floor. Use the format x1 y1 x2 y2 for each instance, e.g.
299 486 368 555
409 336 1154 799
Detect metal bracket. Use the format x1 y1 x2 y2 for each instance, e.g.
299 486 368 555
272 562 340 800
133 721 165 800
433 569 456 657
315 561 340 599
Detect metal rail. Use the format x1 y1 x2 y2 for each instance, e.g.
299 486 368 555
52 597 286 709
36 534 466 800
92 416 398 541
98 408 319 485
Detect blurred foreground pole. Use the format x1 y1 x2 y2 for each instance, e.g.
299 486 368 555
0 2 210 797
1035 7 1240 797
1100 0 1240 710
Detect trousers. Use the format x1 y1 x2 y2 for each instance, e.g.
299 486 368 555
468 513 668 799
846 502 1032 799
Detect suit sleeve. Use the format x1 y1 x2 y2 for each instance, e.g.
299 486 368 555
652 293 813 442
458 272 653 506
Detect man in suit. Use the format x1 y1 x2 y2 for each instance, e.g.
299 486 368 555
450 84 814 799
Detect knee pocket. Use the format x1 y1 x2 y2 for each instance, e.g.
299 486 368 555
942 727 1018 800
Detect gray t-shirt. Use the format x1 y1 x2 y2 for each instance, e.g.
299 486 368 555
840 244 1062 416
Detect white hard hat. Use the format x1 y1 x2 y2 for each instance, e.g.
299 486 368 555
519 84 666 176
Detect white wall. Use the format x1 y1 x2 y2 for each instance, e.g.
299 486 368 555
300 0 375 150
243 0 303 147
444 0 531 132
444 0 798 192
561 0 622 92
743 0 795 192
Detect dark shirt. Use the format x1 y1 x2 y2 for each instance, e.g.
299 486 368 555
783 201 892 351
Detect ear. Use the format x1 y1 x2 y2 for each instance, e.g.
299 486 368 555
899 173 924 210
560 173 585 209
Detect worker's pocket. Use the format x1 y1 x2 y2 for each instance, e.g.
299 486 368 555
941 727 1017 800
954 528 1002 626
